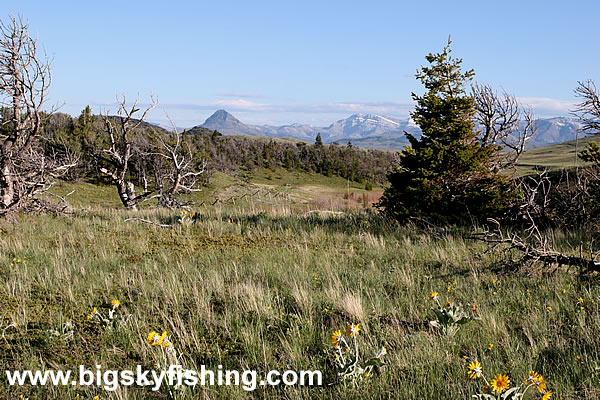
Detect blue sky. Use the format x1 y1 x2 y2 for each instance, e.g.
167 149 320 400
3 1 599 127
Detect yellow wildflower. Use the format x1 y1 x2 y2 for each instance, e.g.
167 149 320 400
490 374 510 394
467 361 482 379
533 374 547 393
345 323 360 338
331 330 342 348
147 330 168 346
429 292 439 301
542 390 553 400
111 299 120 310
87 307 98 320
524 371 540 385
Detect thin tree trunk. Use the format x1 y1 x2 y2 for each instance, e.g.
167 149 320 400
0 163 15 208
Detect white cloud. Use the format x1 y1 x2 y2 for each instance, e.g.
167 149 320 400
213 98 267 110
517 97 576 117
215 92 264 99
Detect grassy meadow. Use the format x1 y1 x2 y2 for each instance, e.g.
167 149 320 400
0 169 598 399
516 135 600 175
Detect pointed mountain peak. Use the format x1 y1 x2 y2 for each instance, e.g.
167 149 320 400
204 109 240 125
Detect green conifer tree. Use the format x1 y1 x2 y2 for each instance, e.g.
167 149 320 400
315 132 324 147
378 39 516 224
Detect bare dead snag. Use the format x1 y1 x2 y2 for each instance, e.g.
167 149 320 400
573 80 600 135
472 83 537 169
144 115 207 208
0 16 76 215
99 96 157 210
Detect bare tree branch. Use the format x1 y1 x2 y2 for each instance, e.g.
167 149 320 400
471 218 600 273
0 15 75 215
472 83 537 169
98 95 157 210
573 80 600 135
144 114 207 208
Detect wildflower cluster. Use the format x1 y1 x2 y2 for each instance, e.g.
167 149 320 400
428 292 479 336
87 299 126 328
467 360 552 400
330 323 386 383
147 329 185 395
10 256 27 267
178 210 195 227
147 330 175 353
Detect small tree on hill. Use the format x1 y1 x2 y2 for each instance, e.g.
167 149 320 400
315 132 324 147
378 39 516 224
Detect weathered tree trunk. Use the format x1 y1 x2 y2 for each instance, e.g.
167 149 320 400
0 162 15 209
0 16 75 215
99 96 157 210
114 180 138 210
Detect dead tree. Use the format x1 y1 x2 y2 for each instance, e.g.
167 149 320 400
573 80 600 135
472 168 600 272
145 118 207 208
472 83 537 168
0 16 75 215
99 96 157 210
472 218 600 273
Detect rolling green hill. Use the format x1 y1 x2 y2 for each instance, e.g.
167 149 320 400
516 135 600 175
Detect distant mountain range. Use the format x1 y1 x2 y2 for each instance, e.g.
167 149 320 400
193 109 584 150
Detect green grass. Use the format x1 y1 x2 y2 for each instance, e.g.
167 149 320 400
517 135 600 175
0 174 598 399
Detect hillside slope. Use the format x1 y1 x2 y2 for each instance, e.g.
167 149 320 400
516 135 600 174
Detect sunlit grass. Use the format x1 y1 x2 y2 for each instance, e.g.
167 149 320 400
0 192 598 398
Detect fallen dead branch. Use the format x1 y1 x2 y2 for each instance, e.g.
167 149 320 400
471 218 600 273
124 218 171 228
302 210 345 216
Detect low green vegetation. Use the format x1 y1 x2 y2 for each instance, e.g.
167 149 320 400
0 172 598 399
516 136 600 175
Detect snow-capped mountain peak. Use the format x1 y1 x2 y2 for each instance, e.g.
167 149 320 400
196 110 583 150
